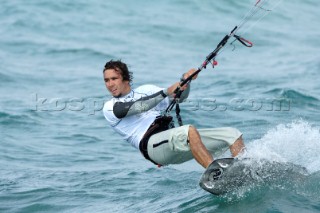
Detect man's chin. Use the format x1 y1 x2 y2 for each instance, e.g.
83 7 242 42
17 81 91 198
112 93 122 98
109 90 119 97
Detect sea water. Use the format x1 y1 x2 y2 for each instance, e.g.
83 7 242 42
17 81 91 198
1 0 320 212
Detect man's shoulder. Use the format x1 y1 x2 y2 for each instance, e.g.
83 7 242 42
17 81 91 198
135 84 163 94
103 98 115 111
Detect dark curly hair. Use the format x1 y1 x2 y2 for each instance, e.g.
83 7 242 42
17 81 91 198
103 60 133 83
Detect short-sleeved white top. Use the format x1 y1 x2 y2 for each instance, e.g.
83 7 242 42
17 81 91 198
103 84 170 149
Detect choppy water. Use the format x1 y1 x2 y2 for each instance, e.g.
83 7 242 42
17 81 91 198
1 0 320 212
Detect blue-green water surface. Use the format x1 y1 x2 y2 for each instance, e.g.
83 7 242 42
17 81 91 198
1 0 320 212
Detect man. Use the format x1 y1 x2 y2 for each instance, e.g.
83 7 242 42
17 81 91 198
103 60 245 168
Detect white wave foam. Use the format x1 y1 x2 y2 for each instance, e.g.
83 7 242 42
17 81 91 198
241 120 320 173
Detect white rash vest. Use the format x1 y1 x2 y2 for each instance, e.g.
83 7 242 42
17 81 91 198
103 85 171 149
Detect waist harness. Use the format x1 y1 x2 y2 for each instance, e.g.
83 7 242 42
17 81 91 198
139 116 174 165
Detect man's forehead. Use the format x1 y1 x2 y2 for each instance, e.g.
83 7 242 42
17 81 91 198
104 69 121 77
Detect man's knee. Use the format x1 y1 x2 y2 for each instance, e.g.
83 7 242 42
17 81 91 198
222 127 242 146
188 125 199 136
188 125 195 132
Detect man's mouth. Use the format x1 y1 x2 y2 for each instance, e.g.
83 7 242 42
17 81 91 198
110 88 117 93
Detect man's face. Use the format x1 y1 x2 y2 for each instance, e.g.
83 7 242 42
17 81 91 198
104 69 130 97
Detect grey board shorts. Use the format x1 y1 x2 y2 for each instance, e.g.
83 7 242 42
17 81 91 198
147 125 242 166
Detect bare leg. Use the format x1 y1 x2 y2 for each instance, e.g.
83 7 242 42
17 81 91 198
229 136 245 157
188 126 213 168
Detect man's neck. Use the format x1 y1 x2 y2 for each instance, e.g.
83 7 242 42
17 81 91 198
114 88 131 98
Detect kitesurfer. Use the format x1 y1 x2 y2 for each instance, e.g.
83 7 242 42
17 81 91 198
102 59 245 168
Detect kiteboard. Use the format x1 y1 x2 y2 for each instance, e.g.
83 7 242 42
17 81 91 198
199 158 308 195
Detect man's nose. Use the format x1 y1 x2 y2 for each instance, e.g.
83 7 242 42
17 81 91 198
107 81 114 87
